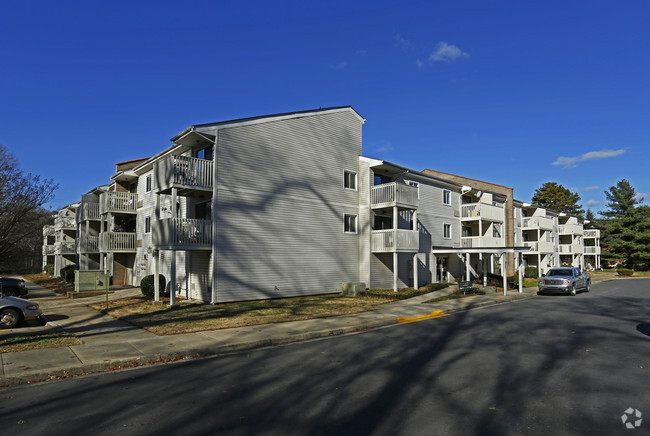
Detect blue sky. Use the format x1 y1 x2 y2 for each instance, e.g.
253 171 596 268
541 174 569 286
2 0 648 216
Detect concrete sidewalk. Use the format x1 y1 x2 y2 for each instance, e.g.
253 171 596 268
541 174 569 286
0 277 609 387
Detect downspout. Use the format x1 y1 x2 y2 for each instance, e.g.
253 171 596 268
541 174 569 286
210 130 219 304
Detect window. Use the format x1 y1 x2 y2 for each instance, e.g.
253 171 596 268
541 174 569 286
443 223 451 239
145 216 151 234
197 146 213 161
374 174 391 186
344 170 357 191
406 180 420 199
146 175 152 192
493 223 502 238
344 214 358 234
443 190 451 205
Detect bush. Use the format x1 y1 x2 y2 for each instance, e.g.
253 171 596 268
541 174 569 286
140 274 167 298
524 266 538 278
44 264 54 276
60 264 76 283
360 283 448 300
617 268 634 276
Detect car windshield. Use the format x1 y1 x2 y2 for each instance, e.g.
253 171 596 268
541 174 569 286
547 269 573 276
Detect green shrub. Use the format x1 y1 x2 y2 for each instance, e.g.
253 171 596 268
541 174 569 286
44 264 54 276
359 283 448 300
617 268 634 276
524 266 538 278
140 274 167 298
60 264 76 283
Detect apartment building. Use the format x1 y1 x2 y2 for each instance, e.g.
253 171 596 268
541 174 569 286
48 105 599 301
583 229 601 270
42 204 78 275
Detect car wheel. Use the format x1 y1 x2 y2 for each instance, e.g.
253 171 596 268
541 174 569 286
570 284 577 296
0 308 20 328
585 281 590 292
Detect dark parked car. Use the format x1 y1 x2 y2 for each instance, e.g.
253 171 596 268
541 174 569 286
0 295 42 328
0 277 28 297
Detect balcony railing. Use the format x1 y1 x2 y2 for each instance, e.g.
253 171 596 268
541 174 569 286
558 224 583 235
461 236 505 248
584 229 600 238
371 229 419 253
55 216 76 229
43 245 56 255
154 155 214 195
56 242 76 255
99 232 136 252
43 225 56 237
77 202 101 221
522 216 554 230
152 218 212 250
461 203 504 222
371 182 419 210
523 241 554 253
558 244 583 254
100 192 138 215
584 246 601 254
78 236 99 253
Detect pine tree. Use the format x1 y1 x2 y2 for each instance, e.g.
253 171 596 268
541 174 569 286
531 182 585 218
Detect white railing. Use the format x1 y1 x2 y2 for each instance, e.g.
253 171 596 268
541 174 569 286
461 203 504 222
371 182 419 209
43 225 56 237
523 241 554 253
153 218 212 249
558 224 583 235
43 245 56 255
100 192 138 214
584 246 601 254
558 244 583 254
77 202 100 221
56 242 76 254
154 155 214 193
55 216 76 229
100 232 136 252
371 229 418 252
461 236 505 248
522 216 554 230
584 229 600 238
78 235 100 253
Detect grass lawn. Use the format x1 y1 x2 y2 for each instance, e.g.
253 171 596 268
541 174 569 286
0 331 81 353
88 294 392 335
23 273 73 294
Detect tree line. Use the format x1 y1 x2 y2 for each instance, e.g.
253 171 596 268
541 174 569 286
531 180 650 271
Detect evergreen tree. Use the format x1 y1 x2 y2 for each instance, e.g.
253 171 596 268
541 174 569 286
585 209 598 229
531 182 585 218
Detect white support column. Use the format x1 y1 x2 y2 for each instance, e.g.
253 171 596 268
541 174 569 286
211 136 218 304
432 253 437 283
538 253 541 277
154 193 161 302
482 254 487 287
170 250 177 307
502 253 508 296
518 252 523 293
393 252 398 293
465 253 471 281
413 253 419 289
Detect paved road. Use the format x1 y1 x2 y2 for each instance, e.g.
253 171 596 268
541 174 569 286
2 279 649 435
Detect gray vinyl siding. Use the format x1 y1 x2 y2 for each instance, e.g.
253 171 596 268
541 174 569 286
209 110 363 302
358 158 372 286
189 251 212 301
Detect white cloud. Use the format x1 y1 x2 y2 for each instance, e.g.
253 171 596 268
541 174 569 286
635 192 647 203
377 144 394 153
585 200 602 207
583 186 600 191
394 34 412 51
553 148 627 168
416 59 424 68
429 42 470 63
331 61 347 70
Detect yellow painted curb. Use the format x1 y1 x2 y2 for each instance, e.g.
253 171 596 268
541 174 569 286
397 310 449 324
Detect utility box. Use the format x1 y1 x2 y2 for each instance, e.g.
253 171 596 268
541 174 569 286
342 282 366 296
75 270 109 292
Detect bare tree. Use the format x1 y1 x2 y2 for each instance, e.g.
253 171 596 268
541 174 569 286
0 144 58 270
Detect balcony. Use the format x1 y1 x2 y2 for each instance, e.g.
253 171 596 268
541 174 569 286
153 218 212 250
523 241 554 253
154 155 213 196
371 182 419 210
56 242 76 255
522 216 554 230
100 192 138 215
77 202 100 222
558 244 583 254
99 232 136 252
584 246 601 255
78 236 100 253
371 229 419 253
54 216 76 229
558 224 583 235
43 225 55 237
461 203 504 222
43 245 56 255
584 229 600 238
461 236 505 248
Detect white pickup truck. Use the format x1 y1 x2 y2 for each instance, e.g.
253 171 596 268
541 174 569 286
538 267 591 296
